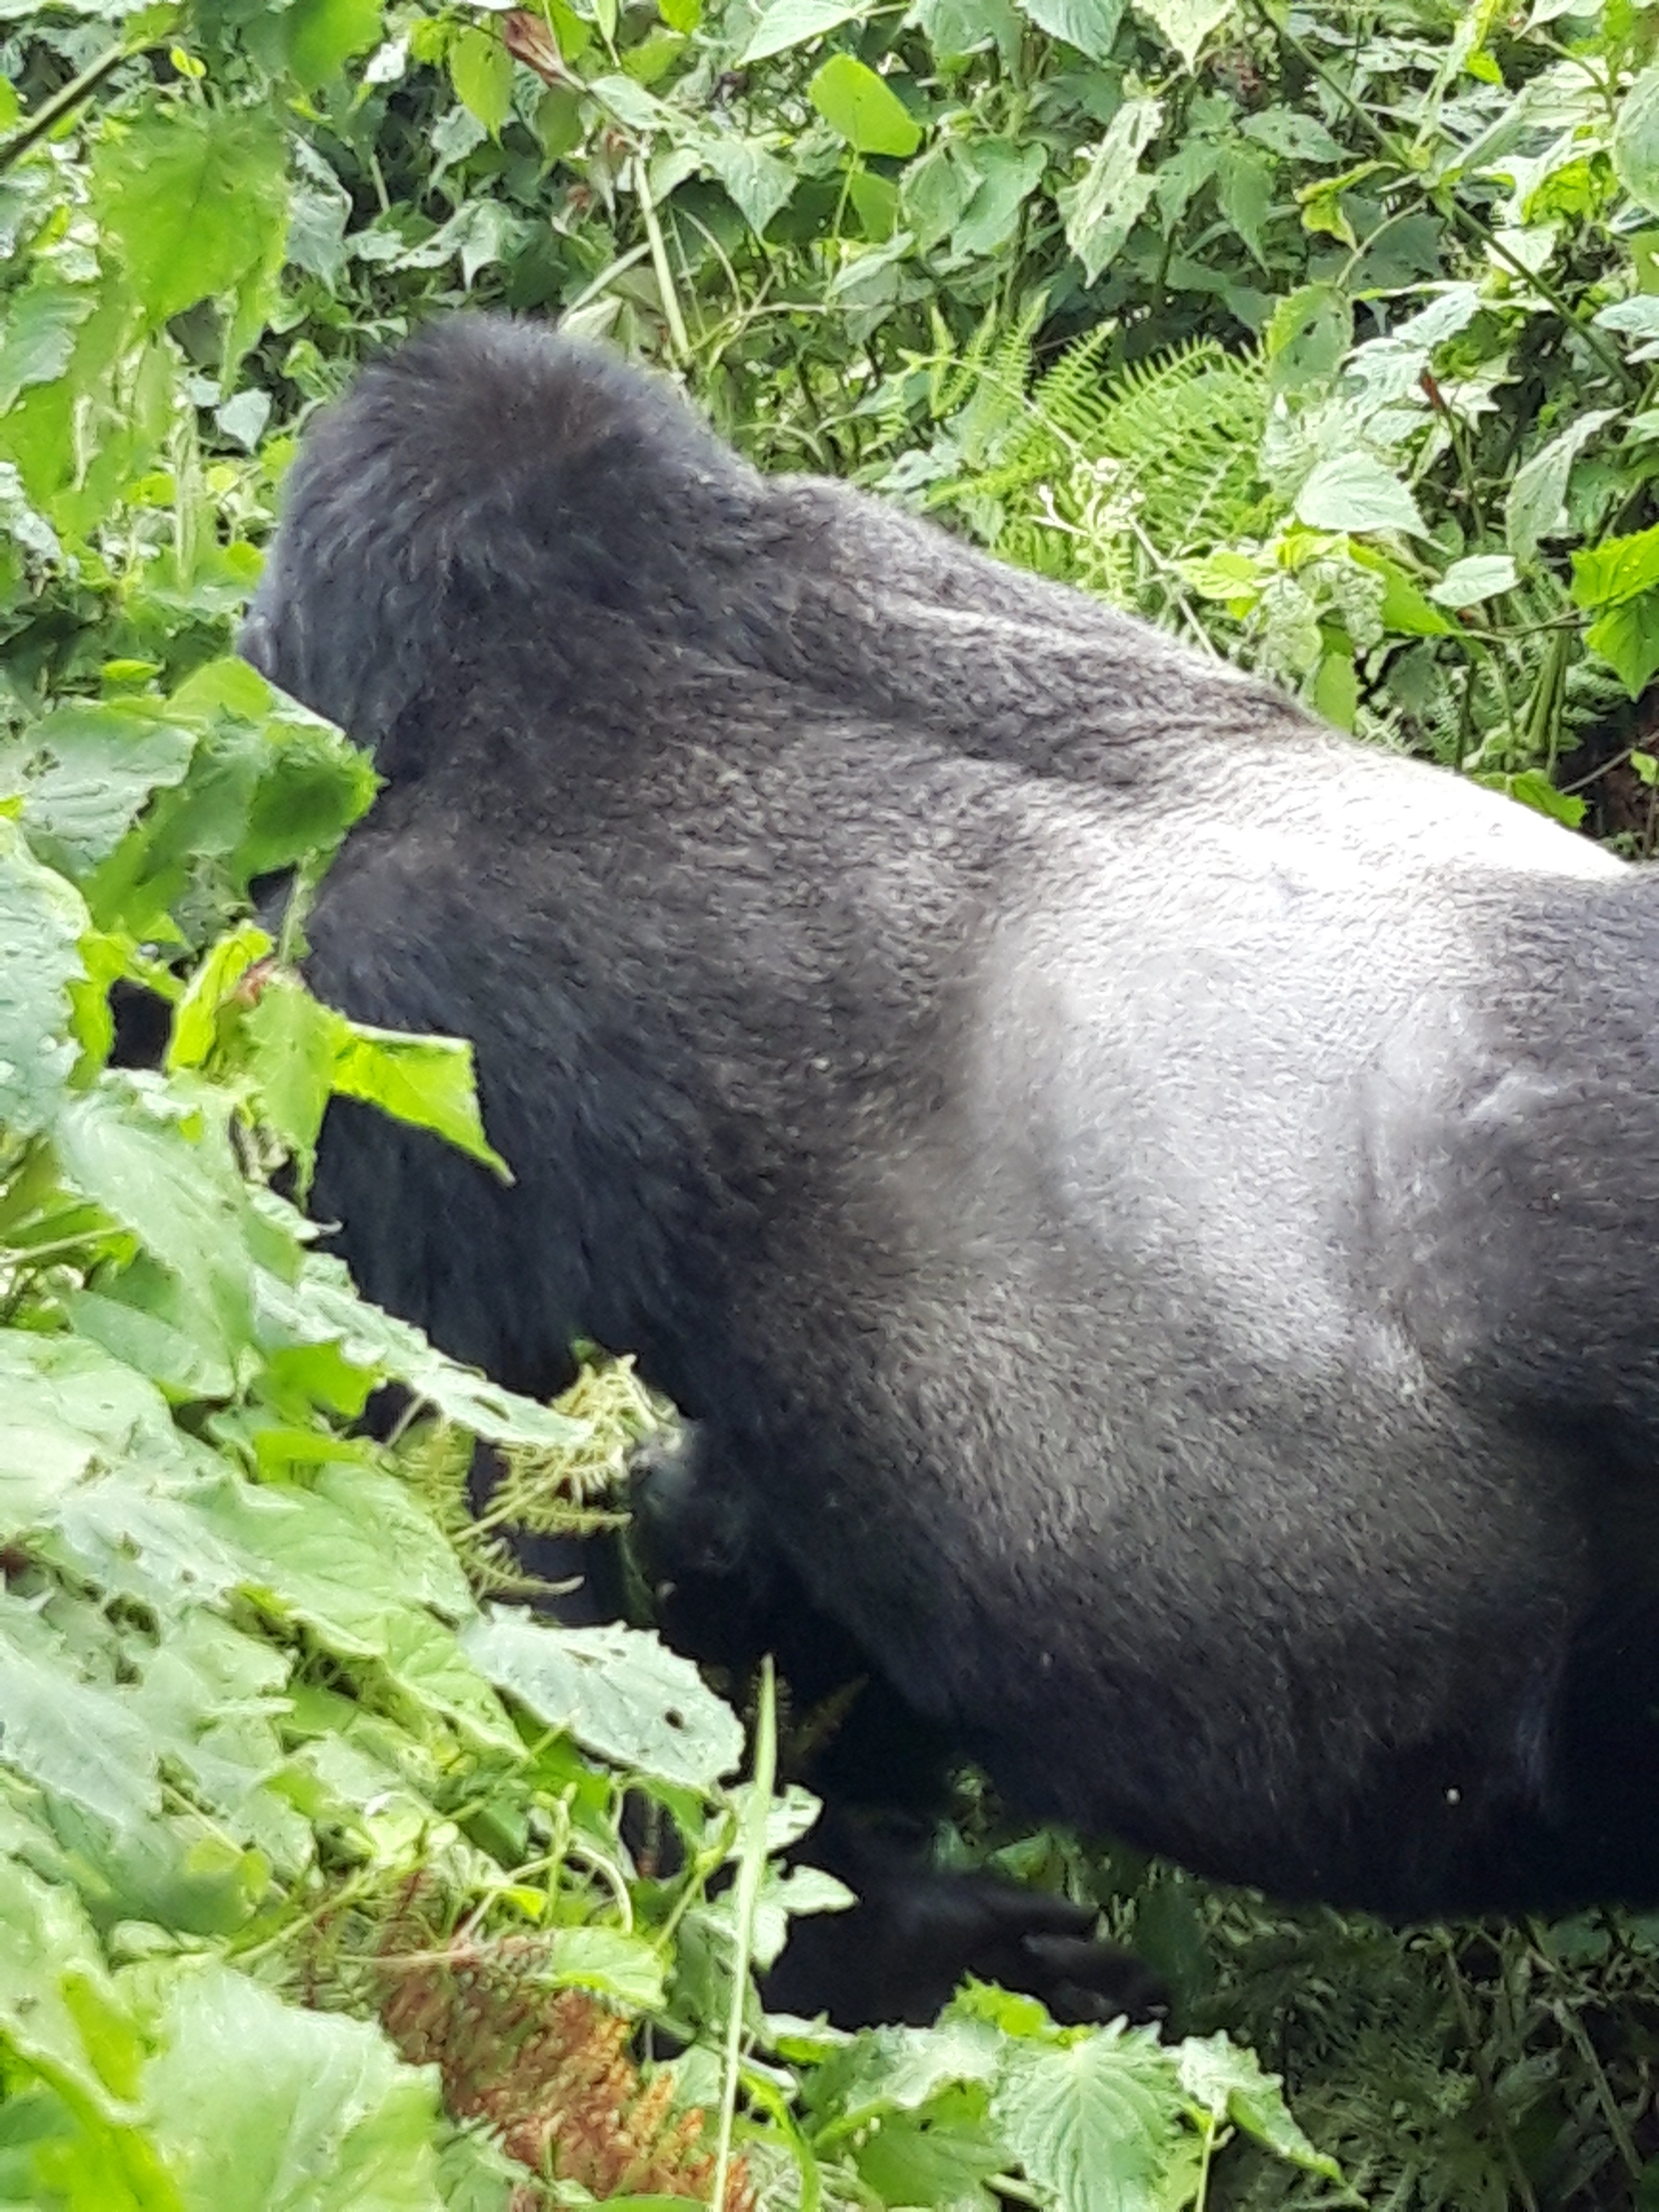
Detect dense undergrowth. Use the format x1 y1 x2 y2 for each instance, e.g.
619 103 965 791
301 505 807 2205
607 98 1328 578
1 0 1658 2204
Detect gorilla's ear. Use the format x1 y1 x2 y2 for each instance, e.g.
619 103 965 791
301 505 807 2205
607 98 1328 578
238 315 751 764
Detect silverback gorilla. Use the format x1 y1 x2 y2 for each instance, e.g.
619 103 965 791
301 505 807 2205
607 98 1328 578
240 315 1659 1985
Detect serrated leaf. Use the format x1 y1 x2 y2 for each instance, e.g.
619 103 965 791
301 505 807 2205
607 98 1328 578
1058 96 1161 285
0 820 84 1140
143 1965 445 2211
1295 451 1425 536
808 55 922 155
333 1021 507 1177
991 2027 1183 2212
0 1617 160 1832
1614 62 1659 216
1430 553 1518 608
449 24 514 134
688 130 796 235
1010 0 1122 60
550 1927 669 2008
285 0 384 88
92 107 289 328
0 700 197 878
1505 409 1617 564
462 1610 744 1789
1585 591 1659 699
1570 522 1659 611
1133 0 1230 67
252 1254 587 1450
741 0 869 59
1175 2031 1343 2180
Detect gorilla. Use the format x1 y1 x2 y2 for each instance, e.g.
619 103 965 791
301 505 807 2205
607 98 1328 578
240 313 1659 1994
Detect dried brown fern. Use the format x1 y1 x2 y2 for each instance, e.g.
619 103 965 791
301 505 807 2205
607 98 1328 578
378 1921 753 2211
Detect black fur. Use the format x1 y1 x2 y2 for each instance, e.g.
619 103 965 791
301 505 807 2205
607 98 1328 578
243 315 1659 1951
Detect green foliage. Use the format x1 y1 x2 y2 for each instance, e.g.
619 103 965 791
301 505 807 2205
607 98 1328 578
0 0 1658 2201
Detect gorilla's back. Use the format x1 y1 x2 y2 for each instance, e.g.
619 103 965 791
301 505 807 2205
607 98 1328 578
248 314 1659 1920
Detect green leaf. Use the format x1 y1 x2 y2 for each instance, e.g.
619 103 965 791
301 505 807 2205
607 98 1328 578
254 1253 588 1450
240 976 343 1179
1175 2032 1344 2181
950 141 1046 259
1505 410 1618 564
808 56 922 156
1133 0 1231 68
549 1927 669 2008
92 107 289 328
1471 767 1587 827
0 282 95 413
1571 522 1659 610
56 1078 259 1354
1238 106 1344 163
332 1021 508 1177
1264 281 1351 396
1614 62 1659 216
0 820 86 1140
0 701 197 877
1430 553 1518 608
1295 452 1425 537
1585 590 1659 699
991 2027 1183 2212
0 1861 148 2120
449 25 514 136
742 0 868 59
143 1966 445 2212
692 131 797 234
1010 0 1122 61
461 1610 745 1789
0 1620 160 1832
1058 96 1162 285
167 922 273 1073
285 0 384 87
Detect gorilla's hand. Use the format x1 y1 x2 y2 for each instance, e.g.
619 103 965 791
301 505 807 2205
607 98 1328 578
763 1810 1166 2031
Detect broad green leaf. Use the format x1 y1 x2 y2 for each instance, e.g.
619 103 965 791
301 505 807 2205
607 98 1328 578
1264 280 1351 396
0 701 197 876
950 141 1046 260
1472 767 1587 827
1058 97 1162 285
1585 591 1659 699
449 24 514 135
911 0 1023 64
1133 0 1230 67
56 1079 259 1353
0 1861 148 2119
1614 62 1659 216
285 0 384 88
333 1021 508 1177
1505 409 1617 564
0 819 85 1139
808 56 921 155
0 1621 159 1832
991 2027 1183 2212
461 1610 744 1790
854 2107 1004 2208
1011 0 1122 60
549 1926 669 2008
1175 2032 1344 2180
1238 106 1343 163
167 922 273 1073
143 1965 445 2212
1430 553 1518 608
240 976 342 1178
1570 522 1659 610
742 0 868 61
0 282 95 412
253 1252 587 1449
1295 452 1425 537
92 108 289 328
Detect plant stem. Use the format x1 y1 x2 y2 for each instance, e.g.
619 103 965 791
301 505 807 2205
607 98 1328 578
0 40 134 178
712 1656 776 2212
